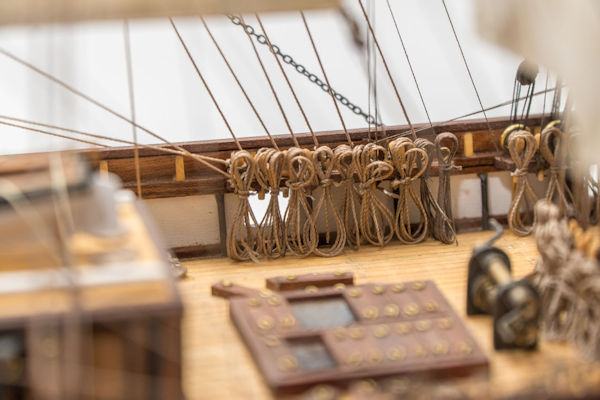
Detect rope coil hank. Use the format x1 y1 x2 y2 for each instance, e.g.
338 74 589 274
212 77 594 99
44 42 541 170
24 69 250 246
414 137 456 244
354 143 395 246
284 147 318 257
335 144 361 249
507 130 538 236
311 146 346 257
434 133 461 243
533 201 600 360
226 151 262 262
540 126 572 216
255 148 286 259
386 138 429 244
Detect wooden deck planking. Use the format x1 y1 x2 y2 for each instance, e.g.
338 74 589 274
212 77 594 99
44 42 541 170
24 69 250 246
179 231 600 399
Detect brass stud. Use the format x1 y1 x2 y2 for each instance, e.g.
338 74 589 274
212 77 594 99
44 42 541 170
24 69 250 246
248 297 261 307
356 380 377 393
362 306 379 319
438 318 453 330
333 283 346 290
386 346 406 361
459 342 473 354
412 281 426 291
384 304 399 317
334 270 347 276
349 326 365 339
392 283 405 293
267 296 281 306
403 303 419 316
348 288 362 297
371 285 385 295
367 350 383 364
277 355 298 372
311 385 335 400
286 274 297 280
346 352 363 366
333 327 346 341
221 279 232 287
415 344 428 357
263 335 280 347
415 320 432 332
396 322 411 335
280 315 296 328
259 289 273 298
424 301 438 312
433 341 449 355
257 316 274 330
373 324 390 338
305 285 318 293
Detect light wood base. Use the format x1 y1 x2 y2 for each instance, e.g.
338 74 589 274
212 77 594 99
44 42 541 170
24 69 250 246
179 231 600 399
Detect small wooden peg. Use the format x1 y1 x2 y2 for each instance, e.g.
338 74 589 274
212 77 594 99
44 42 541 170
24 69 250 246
174 156 185 181
463 133 473 157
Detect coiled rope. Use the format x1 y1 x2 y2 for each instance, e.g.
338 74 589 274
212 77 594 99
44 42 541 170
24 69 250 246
507 130 538 236
434 133 461 243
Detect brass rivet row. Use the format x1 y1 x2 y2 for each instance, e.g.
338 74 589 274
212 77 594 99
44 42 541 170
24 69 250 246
277 355 298 372
373 324 390 338
257 316 274 330
424 301 438 312
371 285 385 295
384 304 399 317
263 334 280 347
305 285 318 293
248 297 261 307
438 318 453 329
267 296 281 306
415 319 432 332
403 303 419 316
386 346 406 361
346 351 363 366
280 315 296 328
392 283 405 293
362 306 379 319
349 326 365 339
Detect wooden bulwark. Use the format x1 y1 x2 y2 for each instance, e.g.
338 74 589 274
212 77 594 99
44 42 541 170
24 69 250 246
0 0 340 26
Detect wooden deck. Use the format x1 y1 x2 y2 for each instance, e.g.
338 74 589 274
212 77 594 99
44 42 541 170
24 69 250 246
179 231 600 399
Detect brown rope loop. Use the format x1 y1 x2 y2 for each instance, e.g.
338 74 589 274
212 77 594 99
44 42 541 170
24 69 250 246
255 148 286 259
434 133 460 243
387 138 429 244
311 146 346 257
355 143 395 246
284 147 318 257
335 144 361 248
414 137 455 243
226 150 262 262
540 126 572 216
507 130 538 236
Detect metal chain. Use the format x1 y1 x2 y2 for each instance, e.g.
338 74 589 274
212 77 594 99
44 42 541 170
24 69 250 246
229 15 381 126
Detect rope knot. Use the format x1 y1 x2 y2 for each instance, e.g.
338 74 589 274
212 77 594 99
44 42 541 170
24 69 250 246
511 168 528 178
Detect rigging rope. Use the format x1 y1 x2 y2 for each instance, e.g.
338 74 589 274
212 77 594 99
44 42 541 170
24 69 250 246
434 133 461 243
507 130 538 236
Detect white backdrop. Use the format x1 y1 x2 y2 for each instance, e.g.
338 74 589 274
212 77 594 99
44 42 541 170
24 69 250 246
0 0 556 155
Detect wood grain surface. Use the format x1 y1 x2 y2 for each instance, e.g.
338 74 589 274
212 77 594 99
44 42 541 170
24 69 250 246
179 231 600 399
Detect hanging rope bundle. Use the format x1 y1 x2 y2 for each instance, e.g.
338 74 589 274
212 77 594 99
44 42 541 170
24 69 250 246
507 130 538 236
335 144 361 249
354 143 395 246
540 126 572 216
311 146 346 257
226 151 262 262
434 133 461 243
284 147 318 257
255 148 286 258
387 138 428 244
